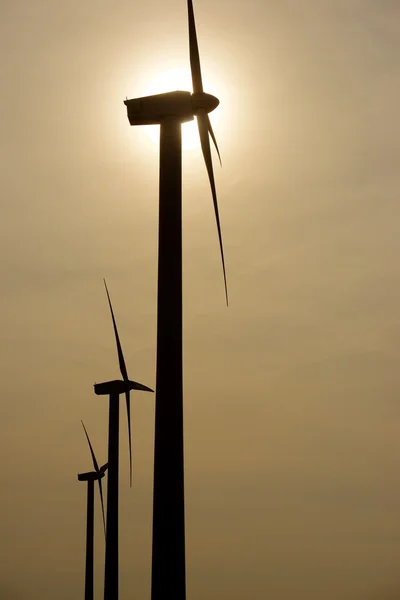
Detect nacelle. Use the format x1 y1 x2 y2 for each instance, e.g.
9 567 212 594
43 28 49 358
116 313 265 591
94 379 154 396
124 91 194 125
78 471 104 482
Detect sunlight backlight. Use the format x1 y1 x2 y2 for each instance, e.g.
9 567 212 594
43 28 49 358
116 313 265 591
142 68 220 151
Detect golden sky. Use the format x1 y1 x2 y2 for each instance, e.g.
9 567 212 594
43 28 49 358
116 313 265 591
1 0 400 599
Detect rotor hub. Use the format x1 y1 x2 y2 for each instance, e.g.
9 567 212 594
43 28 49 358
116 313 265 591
191 92 219 115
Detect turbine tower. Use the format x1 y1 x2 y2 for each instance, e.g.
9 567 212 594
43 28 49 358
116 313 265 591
78 421 108 600
124 2 227 599
95 280 153 600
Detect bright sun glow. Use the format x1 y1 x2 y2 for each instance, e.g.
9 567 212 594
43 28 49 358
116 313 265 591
142 68 220 151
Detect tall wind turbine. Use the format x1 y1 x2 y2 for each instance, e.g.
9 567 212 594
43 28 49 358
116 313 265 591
78 421 108 600
124 1 227 599
95 280 153 600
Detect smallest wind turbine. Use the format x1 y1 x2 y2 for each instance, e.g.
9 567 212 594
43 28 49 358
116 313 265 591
78 421 108 600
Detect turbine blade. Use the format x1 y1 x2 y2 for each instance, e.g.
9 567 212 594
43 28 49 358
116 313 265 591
97 478 106 535
81 421 100 473
100 462 108 473
126 390 133 487
206 113 222 166
196 108 228 305
187 0 203 93
103 279 129 382
130 381 154 393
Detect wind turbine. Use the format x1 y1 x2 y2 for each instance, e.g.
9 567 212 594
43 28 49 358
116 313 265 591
78 421 108 600
124 1 227 599
94 279 153 600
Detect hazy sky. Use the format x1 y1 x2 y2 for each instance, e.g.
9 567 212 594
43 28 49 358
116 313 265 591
1 0 400 598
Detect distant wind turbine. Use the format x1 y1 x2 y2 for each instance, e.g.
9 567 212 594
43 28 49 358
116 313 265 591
95 280 153 600
78 421 108 600
124 1 227 599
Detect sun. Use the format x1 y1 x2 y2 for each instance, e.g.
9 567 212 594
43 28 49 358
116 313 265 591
141 68 220 151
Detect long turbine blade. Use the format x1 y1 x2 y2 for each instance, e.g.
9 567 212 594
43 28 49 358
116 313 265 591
206 112 222 166
130 381 154 393
126 390 133 487
103 279 129 382
81 421 100 473
97 479 106 535
197 108 228 305
188 0 203 93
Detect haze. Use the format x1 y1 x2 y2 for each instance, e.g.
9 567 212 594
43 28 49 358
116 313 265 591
1 1 400 599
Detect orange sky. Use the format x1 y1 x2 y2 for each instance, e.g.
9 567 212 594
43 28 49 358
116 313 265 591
1 1 400 599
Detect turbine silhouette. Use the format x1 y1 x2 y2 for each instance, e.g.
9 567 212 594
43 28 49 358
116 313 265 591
95 280 153 600
78 421 108 600
123 2 227 599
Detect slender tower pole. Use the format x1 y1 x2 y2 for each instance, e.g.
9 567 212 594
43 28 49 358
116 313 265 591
151 118 185 600
85 480 95 600
104 392 120 600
